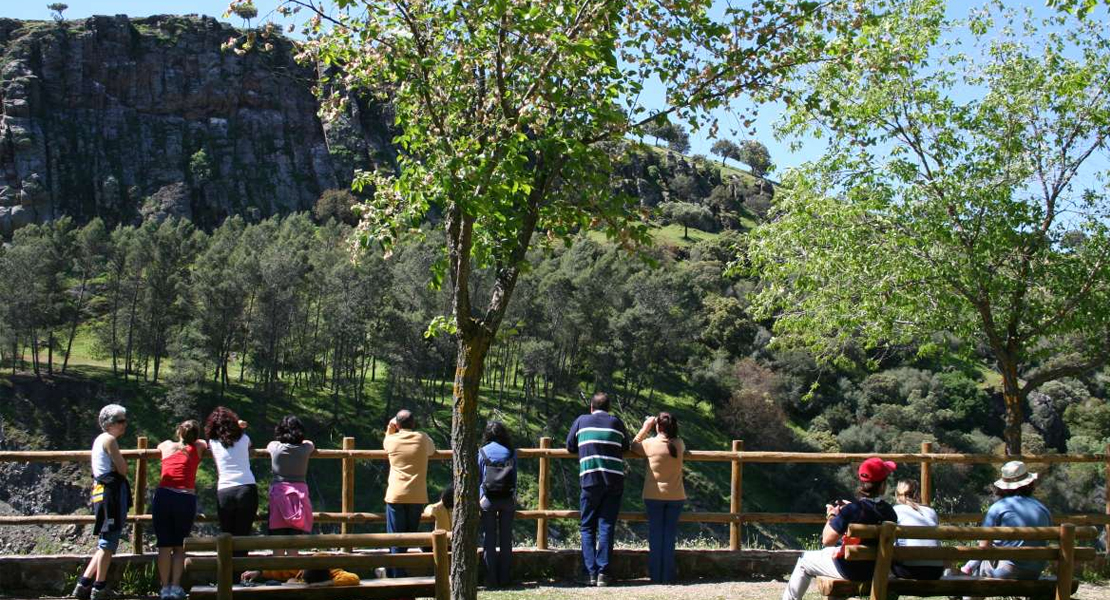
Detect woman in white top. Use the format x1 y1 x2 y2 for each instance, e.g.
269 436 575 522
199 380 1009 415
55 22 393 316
891 479 944 579
204 406 257 552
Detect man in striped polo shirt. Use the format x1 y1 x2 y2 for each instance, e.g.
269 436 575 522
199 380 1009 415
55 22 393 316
566 392 631 586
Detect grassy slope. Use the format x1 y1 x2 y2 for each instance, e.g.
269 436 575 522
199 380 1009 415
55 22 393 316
6 324 775 550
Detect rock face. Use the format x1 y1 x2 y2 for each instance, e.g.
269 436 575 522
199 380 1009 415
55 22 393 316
0 15 394 236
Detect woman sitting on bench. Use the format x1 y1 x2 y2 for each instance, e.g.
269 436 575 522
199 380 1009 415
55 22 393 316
960 461 1052 580
782 457 899 600
892 479 943 580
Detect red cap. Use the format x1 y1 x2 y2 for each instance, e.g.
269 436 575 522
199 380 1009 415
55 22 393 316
858 457 897 482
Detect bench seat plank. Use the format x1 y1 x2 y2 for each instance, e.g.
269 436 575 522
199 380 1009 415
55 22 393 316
188 576 436 600
816 575 1078 598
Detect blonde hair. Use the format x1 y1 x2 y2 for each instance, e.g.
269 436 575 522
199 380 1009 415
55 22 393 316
895 479 921 510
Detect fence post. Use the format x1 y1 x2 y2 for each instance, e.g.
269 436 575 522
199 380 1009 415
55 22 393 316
132 436 148 553
1104 443 1110 553
432 529 451 600
216 532 234 600
342 436 355 550
730 440 743 551
537 437 551 550
1056 523 1075 600
920 441 933 506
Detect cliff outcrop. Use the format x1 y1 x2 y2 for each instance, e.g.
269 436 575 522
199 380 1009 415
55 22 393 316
0 15 393 235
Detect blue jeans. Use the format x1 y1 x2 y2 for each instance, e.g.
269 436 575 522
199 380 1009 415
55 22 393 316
481 496 515 587
645 499 682 583
386 503 424 577
580 487 623 577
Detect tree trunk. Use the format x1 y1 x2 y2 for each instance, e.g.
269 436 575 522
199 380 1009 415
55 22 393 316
450 332 490 600
1001 364 1023 456
62 273 88 373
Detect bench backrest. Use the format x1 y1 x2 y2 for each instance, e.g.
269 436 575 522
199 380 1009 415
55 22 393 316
842 523 1096 600
183 530 451 600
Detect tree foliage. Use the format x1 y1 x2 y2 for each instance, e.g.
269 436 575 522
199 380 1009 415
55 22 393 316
47 2 67 21
711 139 741 166
228 0 901 595
736 139 771 177
748 1 1110 454
660 201 713 239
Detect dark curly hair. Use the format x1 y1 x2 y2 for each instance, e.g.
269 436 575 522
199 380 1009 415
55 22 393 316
274 415 306 445
205 406 243 448
483 420 514 450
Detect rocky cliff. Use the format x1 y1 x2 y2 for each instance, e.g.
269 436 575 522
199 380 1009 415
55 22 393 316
0 14 394 235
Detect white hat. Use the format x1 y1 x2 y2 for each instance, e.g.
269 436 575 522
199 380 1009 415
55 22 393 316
993 461 1038 490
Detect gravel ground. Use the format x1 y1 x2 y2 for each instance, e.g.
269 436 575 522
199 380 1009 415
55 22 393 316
4 580 1110 600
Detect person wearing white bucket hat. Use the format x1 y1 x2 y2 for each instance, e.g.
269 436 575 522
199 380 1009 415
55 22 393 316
960 461 1052 580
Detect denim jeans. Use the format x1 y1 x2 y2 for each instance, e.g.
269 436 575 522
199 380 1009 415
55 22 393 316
481 495 515 587
580 486 623 577
645 499 683 583
386 503 424 577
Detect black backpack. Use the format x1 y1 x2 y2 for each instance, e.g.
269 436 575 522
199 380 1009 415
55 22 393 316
480 447 516 499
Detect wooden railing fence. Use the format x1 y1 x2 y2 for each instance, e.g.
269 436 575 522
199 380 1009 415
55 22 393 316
2 438 1109 552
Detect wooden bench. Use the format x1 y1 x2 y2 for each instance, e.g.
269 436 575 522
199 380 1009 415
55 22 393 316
815 523 1097 600
183 531 450 600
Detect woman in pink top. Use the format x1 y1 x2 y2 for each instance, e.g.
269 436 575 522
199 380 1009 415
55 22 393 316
631 412 686 583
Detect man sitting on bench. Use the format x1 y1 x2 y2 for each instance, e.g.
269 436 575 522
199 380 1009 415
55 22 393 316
960 461 1052 580
782 457 899 600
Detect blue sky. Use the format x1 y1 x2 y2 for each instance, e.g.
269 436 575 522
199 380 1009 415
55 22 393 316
2 1 1104 178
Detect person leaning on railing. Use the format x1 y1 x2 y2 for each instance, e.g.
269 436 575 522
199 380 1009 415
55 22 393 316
73 404 130 600
891 479 943 580
265 416 315 557
383 408 436 577
960 461 1052 580
566 392 631 588
152 420 207 600
205 407 258 558
630 412 686 584
781 457 899 600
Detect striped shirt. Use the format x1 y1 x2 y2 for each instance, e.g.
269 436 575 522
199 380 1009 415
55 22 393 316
566 411 631 490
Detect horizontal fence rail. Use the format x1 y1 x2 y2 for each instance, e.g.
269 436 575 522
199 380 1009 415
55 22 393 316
2 437 1109 552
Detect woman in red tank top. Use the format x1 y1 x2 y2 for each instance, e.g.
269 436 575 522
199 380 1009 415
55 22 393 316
152 420 207 600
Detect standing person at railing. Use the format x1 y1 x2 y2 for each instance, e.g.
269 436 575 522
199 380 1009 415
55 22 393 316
205 407 257 557
630 412 686 584
566 392 631 587
266 416 315 557
73 404 130 600
383 408 436 577
781 457 898 600
478 420 517 589
891 479 943 580
960 461 1052 580
152 420 207 600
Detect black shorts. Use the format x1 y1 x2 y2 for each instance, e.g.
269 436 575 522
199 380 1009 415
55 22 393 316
268 527 308 536
151 488 197 548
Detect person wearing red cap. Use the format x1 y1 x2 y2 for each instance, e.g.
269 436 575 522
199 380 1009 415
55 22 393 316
782 457 898 600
